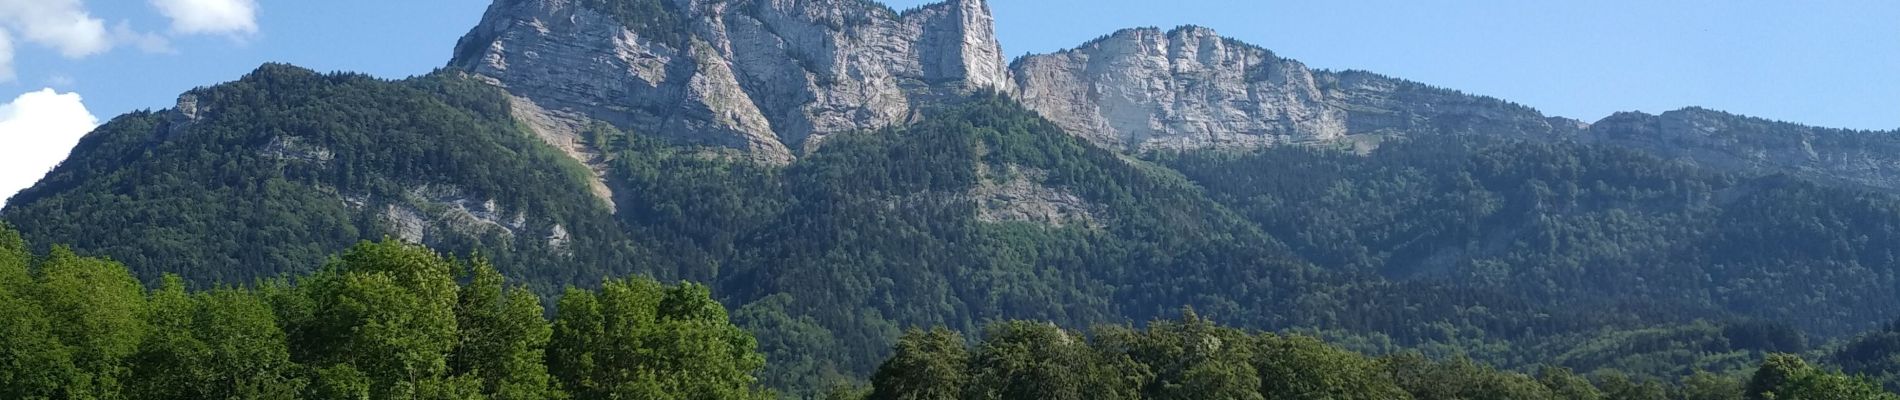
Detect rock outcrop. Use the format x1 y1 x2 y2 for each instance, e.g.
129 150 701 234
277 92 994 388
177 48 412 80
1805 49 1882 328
451 0 1012 162
1583 108 1900 191
455 1 1900 195
969 165 1098 229
1011 26 1582 151
1009 25 1900 193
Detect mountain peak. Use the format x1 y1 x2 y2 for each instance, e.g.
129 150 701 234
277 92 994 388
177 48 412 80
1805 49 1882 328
1011 25 1581 151
450 0 1010 160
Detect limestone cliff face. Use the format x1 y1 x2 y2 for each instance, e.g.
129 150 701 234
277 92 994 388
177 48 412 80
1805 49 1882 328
454 3 1900 194
452 0 1012 161
1011 26 1580 151
1584 108 1900 190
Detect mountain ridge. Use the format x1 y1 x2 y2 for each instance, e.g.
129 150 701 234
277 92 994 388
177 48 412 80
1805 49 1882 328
449 0 1012 163
8 0 1900 395
448 0 1900 195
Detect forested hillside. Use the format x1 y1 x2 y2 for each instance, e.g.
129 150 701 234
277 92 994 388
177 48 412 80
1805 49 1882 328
1 64 646 290
845 316 1898 400
3 226 1895 399
12 75 1900 395
4 0 1896 397
1835 320 1900 392
586 95 1837 391
0 226 767 399
1162 136 1900 338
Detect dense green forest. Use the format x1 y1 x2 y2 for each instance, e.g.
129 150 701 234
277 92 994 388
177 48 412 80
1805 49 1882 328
1161 135 1900 338
1 65 644 290
2 225 1896 399
0 226 767 399
1836 321 1900 392
592 95 1900 391
845 315 1899 400
10 65 1900 396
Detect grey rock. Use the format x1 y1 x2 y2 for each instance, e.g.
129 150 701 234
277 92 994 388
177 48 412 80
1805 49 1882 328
505 93 619 212
456 1 1900 196
1011 26 1578 151
259 136 335 164
1581 108 1900 191
969 165 1098 229
378 184 536 245
451 0 1012 161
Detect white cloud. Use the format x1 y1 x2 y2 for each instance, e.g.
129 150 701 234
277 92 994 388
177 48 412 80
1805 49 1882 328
0 0 113 58
113 21 173 54
149 0 257 35
0 89 97 207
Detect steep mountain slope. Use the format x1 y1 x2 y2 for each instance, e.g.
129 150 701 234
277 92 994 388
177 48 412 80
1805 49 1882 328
1012 26 1583 152
9 0 1900 395
451 0 1011 160
1162 134 1900 337
0 65 645 288
5 72 1793 392
1012 26 1900 197
1836 319 1900 391
1584 108 1900 192
508 96 1826 391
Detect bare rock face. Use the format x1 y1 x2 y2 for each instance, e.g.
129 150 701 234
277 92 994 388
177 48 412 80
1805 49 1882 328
969 165 1098 229
1012 26 1579 151
1013 27 1346 151
451 0 1012 161
1584 108 1900 190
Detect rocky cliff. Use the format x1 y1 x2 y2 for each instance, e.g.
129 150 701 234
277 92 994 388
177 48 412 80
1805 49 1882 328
1584 108 1900 191
1008 25 1900 193
451 0 1011 162
454 1 1900 194
1011 26 1582 152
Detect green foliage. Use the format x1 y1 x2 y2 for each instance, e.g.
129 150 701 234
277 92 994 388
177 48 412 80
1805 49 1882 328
453 259 561 399
1 64 636 290
1744 354 1899 400
858 315 1900 400
869 329 968 400
1383 352 1557 400
1834 320 1900 391
0 226 768 399
547 277 770 399
0 274 76 399
1680 372 1746 400
15 62 1900 400
36 247 149 397
127 277 305 399
1747 354 1816 400
1253 334 1410 400
298 240 462 397
1593 371 1669 400
1538 366 1604 400
964 322 1092 400
1161 135 1900 338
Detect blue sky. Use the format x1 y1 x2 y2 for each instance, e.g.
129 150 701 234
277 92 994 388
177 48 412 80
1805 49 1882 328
2 0 1897 204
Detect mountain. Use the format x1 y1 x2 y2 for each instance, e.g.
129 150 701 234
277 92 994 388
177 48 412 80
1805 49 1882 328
1009 25 1900 197
0 66 644 288
1012 26 1582 151
449 0 1900 195
450 0 1010 162
8 0 1900 395
1583 107 1900 192
1162 134 1900 338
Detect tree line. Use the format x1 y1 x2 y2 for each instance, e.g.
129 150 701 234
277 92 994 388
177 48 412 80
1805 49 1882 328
7 223 1899 399
844 312 1896 400
0 226 767 399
